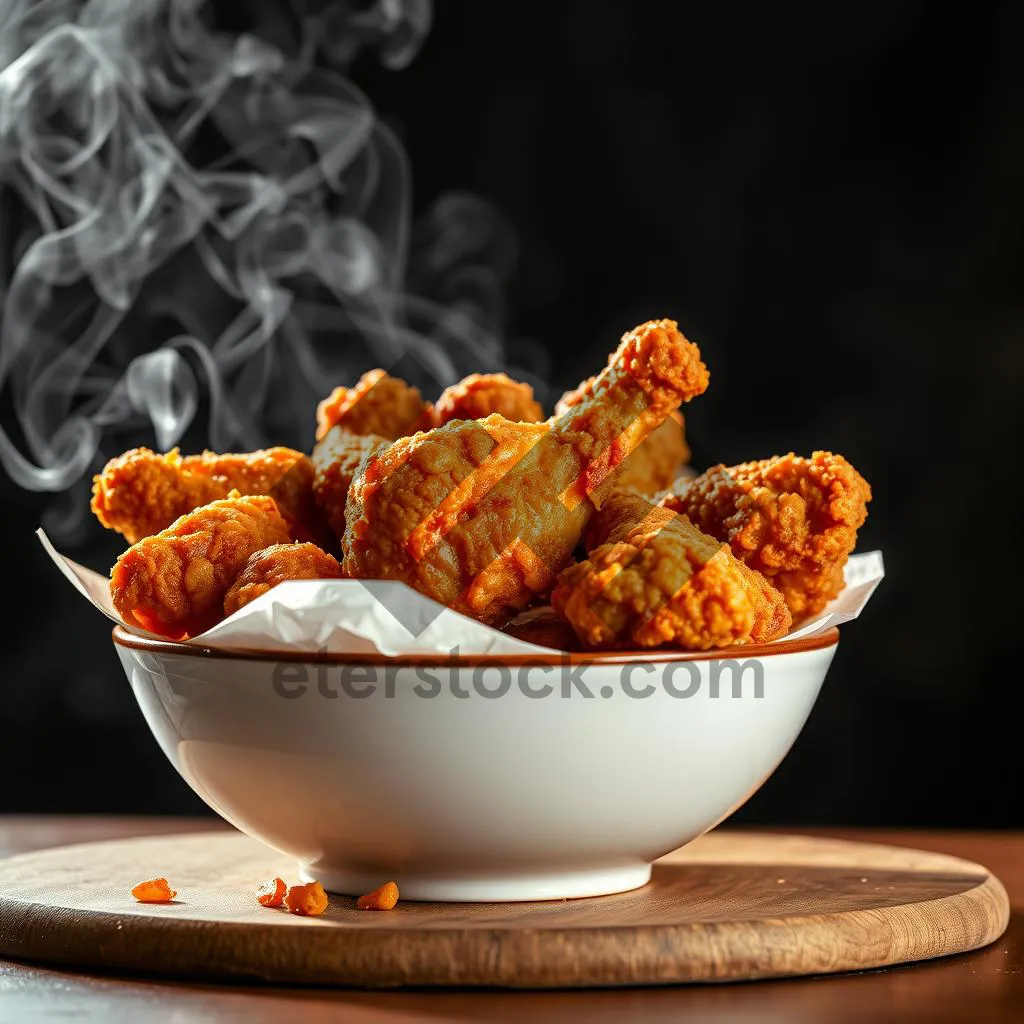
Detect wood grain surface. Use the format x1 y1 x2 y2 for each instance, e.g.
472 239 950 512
0 828 1009 988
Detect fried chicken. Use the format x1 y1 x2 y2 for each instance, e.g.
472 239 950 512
556 376 690 496
311 371 432 538
433 372 544 426
223 543 344 616
315 369 431 442
311 427 389 538
552 492 790 650
343 319 710 625
659 451 872 619
583 488 793 649
607 416 688 494
110 494 292 638
92 447 319 545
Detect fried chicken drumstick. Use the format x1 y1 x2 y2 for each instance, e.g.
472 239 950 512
312 371 545 538
556 377 690 496
342 319 710 625
92 447 318 545
659 451 871 619
223 542 343 615
111 494 292 638
552 492 791 650
311 427 389 538
312 369 437 536
315 369 431 442
433 372 544 426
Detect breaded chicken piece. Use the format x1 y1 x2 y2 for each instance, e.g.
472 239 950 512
223 543 344 616
552 492 790 650
311 427 389 538
729 558 794 642
556 376 690 496
608 416 688 495
433 372 544 426
315 369 431 442
111 494 292 638
584 492 791 643
660 451 872 619
343 319 710 625
92 447 319 545
93 448 223 544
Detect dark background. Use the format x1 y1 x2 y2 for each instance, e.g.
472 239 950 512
2 0 1022 826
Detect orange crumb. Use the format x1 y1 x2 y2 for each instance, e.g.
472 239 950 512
257 877 287 907
284 880 329 916
357 881 399 911
131 877 176 903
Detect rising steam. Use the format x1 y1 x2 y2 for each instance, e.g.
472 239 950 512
0 0 538 526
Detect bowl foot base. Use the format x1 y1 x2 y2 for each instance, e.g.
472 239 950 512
299 861 653 902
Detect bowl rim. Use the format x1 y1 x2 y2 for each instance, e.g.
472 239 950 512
112 624 839 667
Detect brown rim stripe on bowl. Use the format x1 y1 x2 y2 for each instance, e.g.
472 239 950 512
112 625 839 667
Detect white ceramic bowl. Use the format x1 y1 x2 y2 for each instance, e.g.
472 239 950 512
114 626 838 902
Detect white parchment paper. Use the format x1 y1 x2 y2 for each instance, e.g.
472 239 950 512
37 529 883 656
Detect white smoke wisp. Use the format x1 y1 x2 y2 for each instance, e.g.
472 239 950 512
0 0 542 532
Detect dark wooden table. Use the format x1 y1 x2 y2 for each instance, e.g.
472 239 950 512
1 818 1020 1022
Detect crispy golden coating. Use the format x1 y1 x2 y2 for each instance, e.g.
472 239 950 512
284 881 328 917
553 493 790 649
730 557 795 643
343 319 710 625
131 878 176 903
223 543 344 616
556 377 690 496
547 319 708 499
434 373 544 426
611 416 688 494
357 880 400 911
110 494 291 639
554 529 748 650
312 427 389 538
315 369 431 442
660 451 872 619
93 448 222 544
344 417 557 622
92 447 318 545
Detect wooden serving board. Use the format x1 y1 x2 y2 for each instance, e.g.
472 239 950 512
0 831 1008 988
